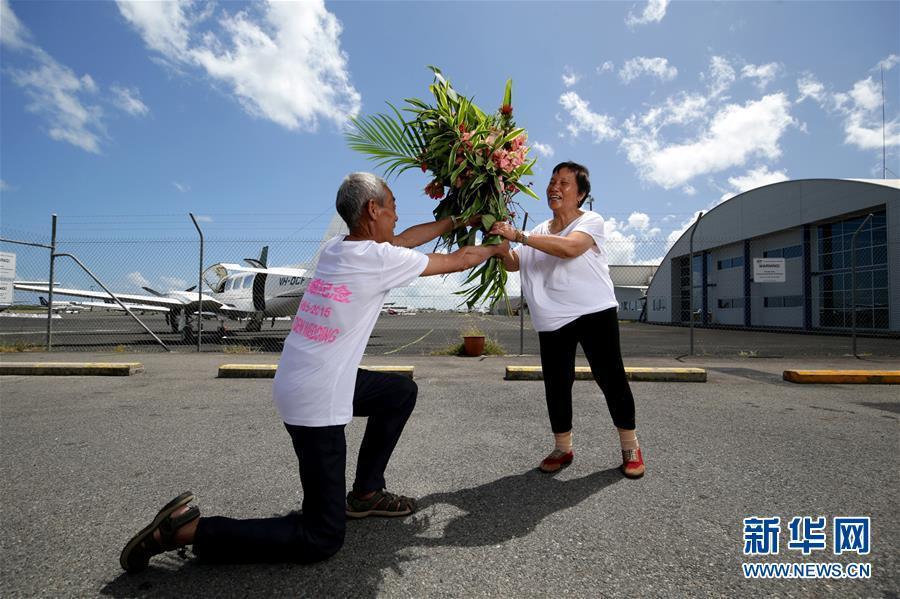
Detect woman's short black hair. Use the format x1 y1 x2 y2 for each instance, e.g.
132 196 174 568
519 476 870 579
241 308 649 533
552 161 591 207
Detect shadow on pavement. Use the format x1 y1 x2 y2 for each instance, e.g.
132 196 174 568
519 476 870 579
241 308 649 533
100 468 622 598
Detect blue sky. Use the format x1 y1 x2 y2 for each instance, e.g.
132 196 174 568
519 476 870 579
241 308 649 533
1 0 898 292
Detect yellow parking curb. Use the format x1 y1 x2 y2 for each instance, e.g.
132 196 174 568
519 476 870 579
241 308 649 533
783 370 900 384
505 366 707 382
0 362 143 376
218 364 414 379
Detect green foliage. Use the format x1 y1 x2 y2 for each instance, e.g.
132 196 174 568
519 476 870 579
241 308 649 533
345 66 541 308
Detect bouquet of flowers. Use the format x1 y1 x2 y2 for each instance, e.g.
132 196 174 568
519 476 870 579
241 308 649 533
346 66 540 308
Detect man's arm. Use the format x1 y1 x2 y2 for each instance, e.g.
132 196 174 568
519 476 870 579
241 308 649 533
421 241 509 276
393 216 479 249
497 247 520 272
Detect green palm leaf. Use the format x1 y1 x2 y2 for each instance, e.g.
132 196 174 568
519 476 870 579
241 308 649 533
346 105 423 178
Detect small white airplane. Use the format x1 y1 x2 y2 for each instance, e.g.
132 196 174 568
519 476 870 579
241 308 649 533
14 215 349 340
38 296 85 313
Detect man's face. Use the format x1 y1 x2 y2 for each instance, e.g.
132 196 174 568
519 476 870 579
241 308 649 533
373 187 398 240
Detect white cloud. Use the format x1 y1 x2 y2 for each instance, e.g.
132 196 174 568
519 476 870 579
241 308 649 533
173 181 190 193
627 212 651 231
558 91 618 142
562 67 580 88
666 211 704 250
740 62 781 90
160 277 189 290
602 217 638 264
117 0 361 131
531 142 555 158
619 57 678 84
796 73 825 104
836 75 900 150
111 85 149 116
621 93 795 189
705 56 736 97
127 271 151 288
0 0 30 50
10 56 106 153
0 179 10 191
626 0 670 27
875 54 899 72
682 185 697 196
193 215 213 222
719 165 789 203
2 0 149 153
597 61 614 75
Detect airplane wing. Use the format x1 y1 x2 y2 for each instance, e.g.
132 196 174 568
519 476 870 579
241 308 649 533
15 284 187 308
76 301 171 313
14 283 237 315
216 264 308 277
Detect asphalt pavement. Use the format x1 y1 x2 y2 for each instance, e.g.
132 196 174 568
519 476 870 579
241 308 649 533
1 352 898 598
2 311 899 357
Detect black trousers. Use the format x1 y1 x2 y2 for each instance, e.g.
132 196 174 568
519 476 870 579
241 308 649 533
538 307 636 433
192 369 417 564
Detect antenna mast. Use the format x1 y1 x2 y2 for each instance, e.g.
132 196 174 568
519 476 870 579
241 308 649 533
882 66 886 179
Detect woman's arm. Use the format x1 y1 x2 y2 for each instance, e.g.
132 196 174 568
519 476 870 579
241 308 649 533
489 222 594 259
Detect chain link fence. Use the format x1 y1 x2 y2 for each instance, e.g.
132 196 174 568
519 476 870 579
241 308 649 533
2 211 897 357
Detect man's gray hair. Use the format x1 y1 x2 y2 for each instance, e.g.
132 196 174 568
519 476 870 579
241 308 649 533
336 172 388 229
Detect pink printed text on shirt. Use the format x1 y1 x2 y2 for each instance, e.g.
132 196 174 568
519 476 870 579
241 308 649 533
306 279 352 303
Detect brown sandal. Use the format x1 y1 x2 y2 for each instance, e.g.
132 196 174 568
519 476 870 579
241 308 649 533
346 489 416 519
120 491 200 573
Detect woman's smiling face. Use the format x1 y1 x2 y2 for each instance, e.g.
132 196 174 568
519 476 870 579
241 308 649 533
546 167 584 211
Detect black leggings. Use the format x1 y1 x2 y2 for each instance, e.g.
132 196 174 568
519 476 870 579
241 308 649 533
192 369 417 564
538 307 635 433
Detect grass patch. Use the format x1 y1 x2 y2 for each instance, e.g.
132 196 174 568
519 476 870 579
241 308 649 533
223 344 261 354
0 341 45 353
430 336 506 356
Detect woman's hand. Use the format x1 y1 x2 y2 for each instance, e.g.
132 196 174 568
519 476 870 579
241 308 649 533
489 221 518 241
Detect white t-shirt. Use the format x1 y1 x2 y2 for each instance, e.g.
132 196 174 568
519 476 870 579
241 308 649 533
515 211 618 332
273 237 428 426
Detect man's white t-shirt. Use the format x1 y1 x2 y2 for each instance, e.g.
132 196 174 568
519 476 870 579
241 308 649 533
273 237 428 426
515 211 618 332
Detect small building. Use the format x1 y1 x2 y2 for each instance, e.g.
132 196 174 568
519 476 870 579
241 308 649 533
645 179 899 332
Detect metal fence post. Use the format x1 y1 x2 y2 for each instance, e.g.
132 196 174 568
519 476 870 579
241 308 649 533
519 212 528 355
190 213 204 352
850 213 874 358
688 211 703 356
46 214 57 351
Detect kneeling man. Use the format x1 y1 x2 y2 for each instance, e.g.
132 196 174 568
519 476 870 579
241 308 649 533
120 172 506 571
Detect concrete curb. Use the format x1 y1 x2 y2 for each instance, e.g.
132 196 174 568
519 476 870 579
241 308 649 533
0 362 143 376
505 366 707 382
782 370 900 384
218 364 415 379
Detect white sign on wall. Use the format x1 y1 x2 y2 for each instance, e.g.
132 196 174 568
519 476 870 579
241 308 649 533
753 258 785 283
0 252 16 305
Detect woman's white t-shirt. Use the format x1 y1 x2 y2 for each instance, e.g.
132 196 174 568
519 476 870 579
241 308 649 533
516 211 618 332
273 237 428 426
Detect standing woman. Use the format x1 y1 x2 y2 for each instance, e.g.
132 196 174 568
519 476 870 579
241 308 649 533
490 161 644 478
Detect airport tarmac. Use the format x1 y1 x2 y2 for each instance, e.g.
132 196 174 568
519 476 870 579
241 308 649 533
1 310 898 357
0 352 897 597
